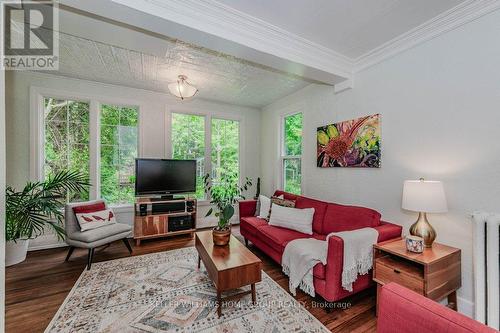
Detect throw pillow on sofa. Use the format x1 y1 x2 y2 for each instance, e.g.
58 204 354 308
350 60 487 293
75 208 117 232
269 204 315 235
257 195 271 219
268 195 295 219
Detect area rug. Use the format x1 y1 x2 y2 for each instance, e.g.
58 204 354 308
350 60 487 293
45 247 329 332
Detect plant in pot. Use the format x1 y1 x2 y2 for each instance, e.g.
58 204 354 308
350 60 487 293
5 171 89 266
203 172 252 246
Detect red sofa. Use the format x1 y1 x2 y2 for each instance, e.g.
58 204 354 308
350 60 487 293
239 190 402 302
378 283 498 333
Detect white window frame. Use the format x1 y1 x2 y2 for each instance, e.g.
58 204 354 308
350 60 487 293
169 109 243 205
30 86 141 208
280 111 303 194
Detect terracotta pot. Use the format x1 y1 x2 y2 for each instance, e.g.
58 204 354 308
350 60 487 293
212 228 231 246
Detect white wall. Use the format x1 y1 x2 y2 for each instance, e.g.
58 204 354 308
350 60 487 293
5 71 261 250
0 56 6 333
261 9 500 316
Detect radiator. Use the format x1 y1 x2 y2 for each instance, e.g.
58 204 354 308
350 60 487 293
472 212 500 329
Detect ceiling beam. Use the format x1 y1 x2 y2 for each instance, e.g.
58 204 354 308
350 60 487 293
59 0 352 85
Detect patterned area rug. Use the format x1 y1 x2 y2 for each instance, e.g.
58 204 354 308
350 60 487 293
45 247 329 332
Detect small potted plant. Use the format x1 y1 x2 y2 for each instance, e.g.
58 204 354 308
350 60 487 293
203 172 252 246
5 171 88 266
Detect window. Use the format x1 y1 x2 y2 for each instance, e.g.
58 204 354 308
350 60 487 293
282 113 302 195
44 98 90 201
211 118 239 182
100 104 139 204
171 113 206 199
171 113 241 200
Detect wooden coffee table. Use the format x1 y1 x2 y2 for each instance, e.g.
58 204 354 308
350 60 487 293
195 230 262 317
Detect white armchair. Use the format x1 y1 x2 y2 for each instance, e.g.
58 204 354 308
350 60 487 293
64 200 132 270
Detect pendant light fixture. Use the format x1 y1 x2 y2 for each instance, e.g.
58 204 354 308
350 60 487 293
168 75 198 100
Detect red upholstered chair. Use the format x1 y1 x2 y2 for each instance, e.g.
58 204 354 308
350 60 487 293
377 283 498 333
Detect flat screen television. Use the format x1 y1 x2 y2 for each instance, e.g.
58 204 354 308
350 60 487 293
135 158 196 197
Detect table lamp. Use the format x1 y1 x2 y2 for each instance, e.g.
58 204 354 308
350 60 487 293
402 178 447 247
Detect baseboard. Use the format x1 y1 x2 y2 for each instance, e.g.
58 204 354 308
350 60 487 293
458 296 474 317
28 242 67 251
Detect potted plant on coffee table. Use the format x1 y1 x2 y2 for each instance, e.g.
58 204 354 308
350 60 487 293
5 170 89 266
203 172 252 246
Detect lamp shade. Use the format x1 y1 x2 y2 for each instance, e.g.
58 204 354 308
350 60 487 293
167 75 198 100
402 179 447 213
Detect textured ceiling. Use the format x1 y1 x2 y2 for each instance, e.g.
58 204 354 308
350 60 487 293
44 31 312 108
216 0 465 59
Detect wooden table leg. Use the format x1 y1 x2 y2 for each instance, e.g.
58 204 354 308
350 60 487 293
251 284 256 304
198 255 201 269
447 291 458 311
217 290 222 317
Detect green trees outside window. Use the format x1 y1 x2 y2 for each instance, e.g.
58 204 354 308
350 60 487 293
44 98 90 202
171 114 240 200
211 118 239 183
283 113 302 195
171 113 206 199
100 104 138 204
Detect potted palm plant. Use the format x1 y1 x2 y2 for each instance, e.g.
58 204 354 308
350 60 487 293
203 172 252 246
5 171 89 266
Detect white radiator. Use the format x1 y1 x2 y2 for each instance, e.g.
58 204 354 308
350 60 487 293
472 212 500 329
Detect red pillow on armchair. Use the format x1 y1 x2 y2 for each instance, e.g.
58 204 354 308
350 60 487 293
72 202 106 214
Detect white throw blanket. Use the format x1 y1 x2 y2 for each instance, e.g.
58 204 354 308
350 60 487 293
282 238 327 297
333 228 379 292
282 228 379 297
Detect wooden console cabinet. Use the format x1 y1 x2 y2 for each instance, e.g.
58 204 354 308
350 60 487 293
134 197 197 246
373 239 461 312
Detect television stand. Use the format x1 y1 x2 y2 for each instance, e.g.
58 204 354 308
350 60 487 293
134 197 197 246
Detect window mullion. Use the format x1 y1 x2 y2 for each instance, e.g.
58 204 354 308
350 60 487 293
205 115 212 201
89 100 100 200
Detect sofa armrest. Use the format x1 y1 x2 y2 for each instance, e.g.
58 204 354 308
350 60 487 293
323 222 403 301
239 199 257 220
374 221 403 242
377 283 497 333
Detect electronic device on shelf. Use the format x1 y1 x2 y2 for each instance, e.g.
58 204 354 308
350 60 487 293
135 158 196 199
169 215 194 232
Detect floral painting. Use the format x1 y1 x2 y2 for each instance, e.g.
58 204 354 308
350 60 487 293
317 114 380 168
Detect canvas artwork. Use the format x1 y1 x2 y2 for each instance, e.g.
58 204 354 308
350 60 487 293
317 114 381 168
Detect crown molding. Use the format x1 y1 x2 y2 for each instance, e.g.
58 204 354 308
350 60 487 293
63 0 500 88
353 0 500 72
109 0 353 79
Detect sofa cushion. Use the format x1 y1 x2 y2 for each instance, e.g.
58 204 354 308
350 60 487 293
257 225 310 253
273 190 300 201
240 216 268 236
323 203 381 233
294 196 328 234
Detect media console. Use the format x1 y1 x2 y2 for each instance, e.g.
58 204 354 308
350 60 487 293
134 197 197 246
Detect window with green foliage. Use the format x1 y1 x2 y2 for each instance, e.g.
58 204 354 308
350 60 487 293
171 113 206 199
211 118 239 183
44 98 90 202
100 105 139 204
283 113 302 195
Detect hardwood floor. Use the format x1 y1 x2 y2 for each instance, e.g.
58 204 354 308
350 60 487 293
6 227 377 333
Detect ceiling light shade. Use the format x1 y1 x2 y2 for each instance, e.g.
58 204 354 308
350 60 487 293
168 75 198 100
